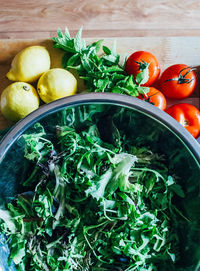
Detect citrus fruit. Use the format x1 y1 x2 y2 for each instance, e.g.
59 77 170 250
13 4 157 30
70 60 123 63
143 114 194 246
37 68 77 103
7 46 50 83
0 82 40 122
47 46 86 92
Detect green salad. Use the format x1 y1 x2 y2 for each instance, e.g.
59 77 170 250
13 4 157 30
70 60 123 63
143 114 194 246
0 105 188 271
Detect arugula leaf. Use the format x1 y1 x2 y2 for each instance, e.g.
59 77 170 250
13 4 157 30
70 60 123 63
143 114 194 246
85 168 112 201
106 153 138 194
10 239 26 265
0 210 16 233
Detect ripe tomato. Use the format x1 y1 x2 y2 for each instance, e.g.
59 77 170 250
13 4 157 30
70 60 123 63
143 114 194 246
166 103 200 138
160 64 197 99
125 51 160 86
138 87 167 110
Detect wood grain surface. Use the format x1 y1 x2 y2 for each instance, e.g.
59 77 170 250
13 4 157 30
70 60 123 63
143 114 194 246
0 37 199 130
0 0 200 39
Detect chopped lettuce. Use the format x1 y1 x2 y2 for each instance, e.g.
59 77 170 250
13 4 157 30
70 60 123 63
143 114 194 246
0 107 189 271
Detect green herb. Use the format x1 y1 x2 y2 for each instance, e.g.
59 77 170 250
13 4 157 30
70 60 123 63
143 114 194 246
52 27 149 96
0 107 187 271
135 61 149 85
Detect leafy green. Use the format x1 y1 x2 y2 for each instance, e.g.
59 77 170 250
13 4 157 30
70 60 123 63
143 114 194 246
52 27 149 96
136 63 149 85
0 107 188 271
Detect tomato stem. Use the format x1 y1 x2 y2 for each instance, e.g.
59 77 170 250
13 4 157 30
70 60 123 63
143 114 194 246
140 93 155 105
178 67 195 84
134 60 149 71
183 119 189 126
162 67 196 85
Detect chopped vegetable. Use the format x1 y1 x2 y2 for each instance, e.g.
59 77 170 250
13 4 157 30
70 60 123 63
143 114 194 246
0 106 187 271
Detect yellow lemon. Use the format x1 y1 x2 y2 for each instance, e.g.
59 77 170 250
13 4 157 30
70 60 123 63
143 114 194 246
37 68 77 103
7 46 50 83
0 82 40 122
48 46 86 92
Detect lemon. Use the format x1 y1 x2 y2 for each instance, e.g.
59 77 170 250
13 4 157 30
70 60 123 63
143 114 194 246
37 68 77 103
0 82 40 122
7 46 50 83
45 44 86 92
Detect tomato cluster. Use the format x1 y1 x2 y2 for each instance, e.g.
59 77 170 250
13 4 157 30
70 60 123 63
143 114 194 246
125 51 200 138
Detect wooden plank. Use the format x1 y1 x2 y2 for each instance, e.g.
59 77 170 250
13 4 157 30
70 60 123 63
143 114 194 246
1 0 200 38
0 37 199 130
2 29 200 39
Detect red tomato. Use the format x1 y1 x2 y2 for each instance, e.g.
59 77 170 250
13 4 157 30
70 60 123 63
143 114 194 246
138 87 167 110
160 64 197 99
125 51 161 86
166 103 200 138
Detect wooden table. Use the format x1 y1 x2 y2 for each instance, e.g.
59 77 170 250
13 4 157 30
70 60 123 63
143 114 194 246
0 0 200 138
0 0 200 39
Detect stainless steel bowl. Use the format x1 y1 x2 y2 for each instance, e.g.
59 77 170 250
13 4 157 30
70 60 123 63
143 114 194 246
0 93 199 270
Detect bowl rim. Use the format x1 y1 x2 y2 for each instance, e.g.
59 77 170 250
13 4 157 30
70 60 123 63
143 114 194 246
0 92 200 165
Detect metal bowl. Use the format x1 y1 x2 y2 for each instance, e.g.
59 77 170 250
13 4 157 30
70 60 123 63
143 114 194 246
0 93 199 270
